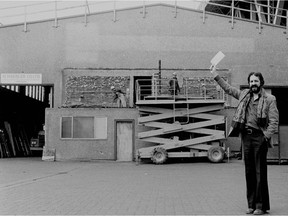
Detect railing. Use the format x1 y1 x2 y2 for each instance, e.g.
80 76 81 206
135 77 226 103
203 0 288 32
1 0 286 32
1 84 46 102
183 77 226 101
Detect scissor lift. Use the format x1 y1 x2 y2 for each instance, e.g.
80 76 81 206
136 76 227 164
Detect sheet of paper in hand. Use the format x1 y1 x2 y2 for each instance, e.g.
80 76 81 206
210 51 225 66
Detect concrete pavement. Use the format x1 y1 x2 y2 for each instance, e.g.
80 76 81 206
0 157 287 215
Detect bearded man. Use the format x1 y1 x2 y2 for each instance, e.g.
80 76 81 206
210 65 279 215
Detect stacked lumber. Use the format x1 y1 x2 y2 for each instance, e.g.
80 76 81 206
0 129 11 158
0 121 31 158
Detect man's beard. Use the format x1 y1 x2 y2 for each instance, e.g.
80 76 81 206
250 85 261 93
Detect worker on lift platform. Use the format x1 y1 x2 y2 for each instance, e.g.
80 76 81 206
169 72 181 96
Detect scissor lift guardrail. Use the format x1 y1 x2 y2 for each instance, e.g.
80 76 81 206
136 77 227 104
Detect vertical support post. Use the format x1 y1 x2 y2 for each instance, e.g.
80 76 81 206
23 6 28 32
202 3 206 24
142 0 146 18
173 103 176 123
174 0 177 18
35 86 39 100
185 78 188 100
113 0 117 22
29 86 32 97
84 10 87 26
136 81 139 102
258 18 262 34
53 0 59 28
25 86 29 96
286 13 288 32
84 1 89 26
231 0 234 29
39 86 42 101
42 87 45 102
227 147 230 163
85 0 90 14
158 60 161 94
49 86 54 108
267 0 270 24
254 0 262 33
250 1 253 21
273 0 280 25
254 0 263 23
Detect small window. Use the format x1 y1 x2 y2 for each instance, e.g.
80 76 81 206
61 116 107 139
61 117 72 138
94 117 107 139
73 117 94 138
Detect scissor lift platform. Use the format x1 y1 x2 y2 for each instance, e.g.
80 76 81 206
136 76 227 164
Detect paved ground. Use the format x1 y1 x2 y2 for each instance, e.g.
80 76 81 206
0 157 287 216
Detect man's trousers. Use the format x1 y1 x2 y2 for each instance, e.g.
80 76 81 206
242 130 270 211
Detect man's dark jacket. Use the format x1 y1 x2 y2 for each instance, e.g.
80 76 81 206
214 75 279 147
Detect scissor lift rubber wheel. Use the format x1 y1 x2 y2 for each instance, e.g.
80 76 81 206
151 147 168 164
207 146 225 163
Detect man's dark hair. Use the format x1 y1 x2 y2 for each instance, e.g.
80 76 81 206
247 72 265 86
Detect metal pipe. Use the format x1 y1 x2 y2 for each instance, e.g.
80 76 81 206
174 0 177 18
23 6 28 32
85 0 90 14
202 4 206 24
287 13 288 31
53 0 59 28
273 0 280 25
254 0 263 23
32 86 36 99
29 86 32 97
250 1 253 21
268 0 270 24
84 1 88 26
231 0 234 29
25 86 29 96
113 0 117 22
35 86 39 100
42 87 45 102
142 0 146 18
258 16 262 34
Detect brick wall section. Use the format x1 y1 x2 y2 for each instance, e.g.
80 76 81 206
63 76 130 107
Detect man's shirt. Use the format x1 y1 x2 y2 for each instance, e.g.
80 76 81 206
245 94 261 130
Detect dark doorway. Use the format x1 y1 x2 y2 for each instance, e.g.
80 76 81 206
0 85 53 158
271 88 288 125
133 76 152 103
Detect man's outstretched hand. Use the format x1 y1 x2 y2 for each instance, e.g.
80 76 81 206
209 65 218 77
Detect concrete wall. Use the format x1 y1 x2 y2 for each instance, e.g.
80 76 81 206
45 106 233 161
45 107 139 161
1 4 287 160
1 4 288 108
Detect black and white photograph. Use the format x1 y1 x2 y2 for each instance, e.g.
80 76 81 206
0 0 288 215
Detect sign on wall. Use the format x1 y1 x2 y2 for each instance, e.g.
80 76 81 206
0 73 42 84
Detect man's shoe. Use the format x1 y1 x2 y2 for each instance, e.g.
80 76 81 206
246 208 255 214
253 209 265 215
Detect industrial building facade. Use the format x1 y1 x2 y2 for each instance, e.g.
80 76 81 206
0 2 288 162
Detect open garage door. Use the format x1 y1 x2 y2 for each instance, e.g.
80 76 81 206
0 85 53 158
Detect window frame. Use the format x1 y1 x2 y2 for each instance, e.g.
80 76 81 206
60 116 108 140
